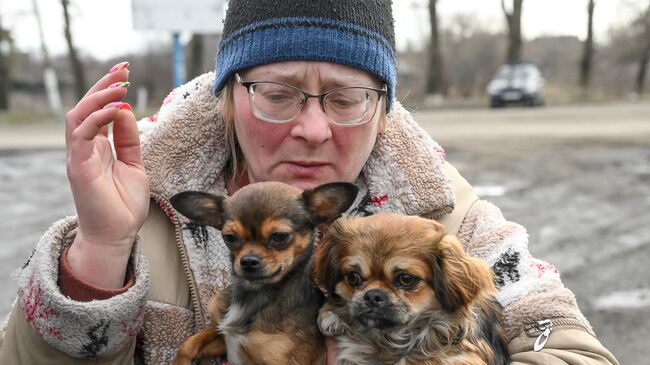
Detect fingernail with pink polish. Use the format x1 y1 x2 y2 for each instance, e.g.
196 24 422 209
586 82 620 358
103 102 133 111
109 61 129 73
109 81 130 89
119 103 132 111
103 102 125 110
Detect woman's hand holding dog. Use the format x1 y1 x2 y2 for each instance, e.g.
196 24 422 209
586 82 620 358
65 62 150 289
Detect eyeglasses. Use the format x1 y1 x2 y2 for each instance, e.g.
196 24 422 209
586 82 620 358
235 73 387 126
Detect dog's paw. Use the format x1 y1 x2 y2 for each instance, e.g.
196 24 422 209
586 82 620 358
318 310 348 336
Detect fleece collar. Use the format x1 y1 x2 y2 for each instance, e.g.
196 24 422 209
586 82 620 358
139 72 455 218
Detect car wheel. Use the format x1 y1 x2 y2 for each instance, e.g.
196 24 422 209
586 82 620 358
490 98 503 108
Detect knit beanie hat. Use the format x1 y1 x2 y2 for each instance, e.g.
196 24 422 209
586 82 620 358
213 0 397 111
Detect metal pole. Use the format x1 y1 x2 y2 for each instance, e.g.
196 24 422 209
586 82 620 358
172 32 185 87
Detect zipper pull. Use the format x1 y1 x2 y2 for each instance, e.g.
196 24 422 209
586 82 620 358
533 319 553 352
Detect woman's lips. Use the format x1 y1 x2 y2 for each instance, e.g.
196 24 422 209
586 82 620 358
284 161 329 178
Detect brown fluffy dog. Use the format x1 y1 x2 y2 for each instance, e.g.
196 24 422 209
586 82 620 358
315 213 511 365
169 181 358 365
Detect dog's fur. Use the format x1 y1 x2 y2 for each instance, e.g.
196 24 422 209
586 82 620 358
314 213 511 365
169 181 358 365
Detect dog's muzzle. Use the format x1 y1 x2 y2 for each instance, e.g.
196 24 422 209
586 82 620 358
237 254 282 281
240 254 261 274
352 289 402 329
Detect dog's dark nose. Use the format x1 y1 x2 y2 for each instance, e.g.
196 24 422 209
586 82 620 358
364 289 388 308
240 255 261 273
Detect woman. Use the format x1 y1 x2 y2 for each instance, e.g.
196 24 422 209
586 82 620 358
0 0 619 364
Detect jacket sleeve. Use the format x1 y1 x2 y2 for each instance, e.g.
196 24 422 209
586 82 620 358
0 216 150 364
441 160 619 365
508 327 619 364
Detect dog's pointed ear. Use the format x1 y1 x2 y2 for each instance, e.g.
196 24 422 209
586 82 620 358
313 221 346 295
170 191 227 229
302 182 359 225
430 228 495 313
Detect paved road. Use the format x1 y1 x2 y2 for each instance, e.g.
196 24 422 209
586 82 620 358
1 102 649 363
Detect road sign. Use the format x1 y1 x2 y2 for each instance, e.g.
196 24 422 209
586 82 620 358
132 0 226 34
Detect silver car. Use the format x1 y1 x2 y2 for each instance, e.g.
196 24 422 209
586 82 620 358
487 63 545 108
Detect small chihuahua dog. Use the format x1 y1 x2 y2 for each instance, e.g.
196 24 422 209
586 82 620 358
315 213 511 365
170 181 358 365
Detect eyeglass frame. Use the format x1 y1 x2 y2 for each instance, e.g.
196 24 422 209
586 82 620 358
234 73 387 126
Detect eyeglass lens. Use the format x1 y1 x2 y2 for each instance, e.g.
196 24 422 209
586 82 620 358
249 83 379 125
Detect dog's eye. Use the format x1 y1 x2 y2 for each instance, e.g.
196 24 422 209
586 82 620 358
221 233 240 247
269 232 291 248
346 271 362 288
395 273 419 289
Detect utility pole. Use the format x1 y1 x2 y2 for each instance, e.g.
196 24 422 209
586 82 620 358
32 0 62 115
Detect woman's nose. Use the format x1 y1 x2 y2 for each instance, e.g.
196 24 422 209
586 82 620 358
290 98 332 146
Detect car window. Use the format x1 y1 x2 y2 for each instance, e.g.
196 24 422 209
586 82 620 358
515 69 529 79
493 64 542 81
496 66 512 78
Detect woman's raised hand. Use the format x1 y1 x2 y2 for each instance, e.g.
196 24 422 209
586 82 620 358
65 62 150 289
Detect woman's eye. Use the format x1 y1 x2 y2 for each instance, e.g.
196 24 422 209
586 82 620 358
265 93 290 102
221 233 239 247
346 271 362 288
269 232 291 247
395 273 419 289
332 98 355 107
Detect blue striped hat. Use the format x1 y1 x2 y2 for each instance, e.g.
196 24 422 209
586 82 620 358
213 0 397 111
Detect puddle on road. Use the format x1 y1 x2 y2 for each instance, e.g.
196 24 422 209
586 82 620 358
474 185 507 197
593 289 650 310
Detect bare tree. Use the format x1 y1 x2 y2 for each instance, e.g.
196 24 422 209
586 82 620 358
634 4 650 94
580 0 595 92
186 34 204 80
0 14 10 110
426 0 448 96
501 0 523 63
61 0 86 100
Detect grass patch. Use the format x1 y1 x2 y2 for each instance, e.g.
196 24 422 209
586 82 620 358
0 110 59 125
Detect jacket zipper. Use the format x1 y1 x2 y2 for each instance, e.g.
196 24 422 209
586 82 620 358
524 318 590 352
151 192 205 329
428 204 454 220
532 319 552 351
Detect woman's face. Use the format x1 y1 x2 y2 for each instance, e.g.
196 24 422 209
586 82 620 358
233 61 386 190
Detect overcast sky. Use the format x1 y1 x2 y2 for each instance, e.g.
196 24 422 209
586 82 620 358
0 0 641 61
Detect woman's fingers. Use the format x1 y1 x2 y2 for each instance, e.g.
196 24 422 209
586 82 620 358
326 337 337 365
111 104 144 168
66 83 130 146
68 104 128 164
83 61 129 98
65 61 130 145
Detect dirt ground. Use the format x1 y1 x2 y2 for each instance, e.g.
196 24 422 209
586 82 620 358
1 102 649 363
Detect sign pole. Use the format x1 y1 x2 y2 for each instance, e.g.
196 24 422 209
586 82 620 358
172 32 186 87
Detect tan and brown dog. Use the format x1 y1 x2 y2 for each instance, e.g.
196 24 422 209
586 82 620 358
315 213 511 365
169 181 358 365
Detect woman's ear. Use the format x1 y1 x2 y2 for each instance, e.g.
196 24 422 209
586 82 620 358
431 235 495 313
377 102 388 134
